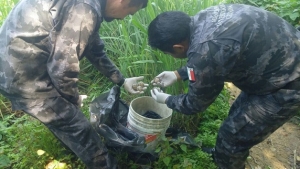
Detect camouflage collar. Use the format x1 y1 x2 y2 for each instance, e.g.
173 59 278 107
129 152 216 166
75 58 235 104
100 0 107 19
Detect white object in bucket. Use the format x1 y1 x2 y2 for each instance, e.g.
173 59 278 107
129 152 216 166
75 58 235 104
127 96 173 153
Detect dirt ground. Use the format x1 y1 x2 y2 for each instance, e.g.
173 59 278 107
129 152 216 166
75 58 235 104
225 83 300 169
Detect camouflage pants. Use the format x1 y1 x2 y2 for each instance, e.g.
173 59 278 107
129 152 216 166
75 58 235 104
16 96 116 169
214 89 300 169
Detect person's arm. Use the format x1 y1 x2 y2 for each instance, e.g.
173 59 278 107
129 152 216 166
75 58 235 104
85 34 125 86
176 66 189 81
166 40 240 114
85 29 149 94
47 3 98 105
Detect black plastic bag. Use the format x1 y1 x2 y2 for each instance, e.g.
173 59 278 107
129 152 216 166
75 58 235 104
89 86 146 152
165 127 201 148
89 86 201 166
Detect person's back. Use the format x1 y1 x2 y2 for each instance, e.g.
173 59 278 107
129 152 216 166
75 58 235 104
148 4 300 169
0 0 53 99
0 0 104 103
189 4 300 94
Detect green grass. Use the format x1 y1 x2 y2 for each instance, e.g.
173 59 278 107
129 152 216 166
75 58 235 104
231 0 300 27
0 115 85 169
0 0 17 25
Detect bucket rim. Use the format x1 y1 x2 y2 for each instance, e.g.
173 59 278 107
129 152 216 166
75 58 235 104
129 96 173 120
129 105 173 121
128 107 172 123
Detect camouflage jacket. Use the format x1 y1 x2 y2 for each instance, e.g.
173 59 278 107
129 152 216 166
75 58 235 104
0 0 124 108
166 4 300 115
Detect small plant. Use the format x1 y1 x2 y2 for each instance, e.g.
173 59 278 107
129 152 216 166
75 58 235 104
153 136 217 169
0 115 85 169
231 0 300 27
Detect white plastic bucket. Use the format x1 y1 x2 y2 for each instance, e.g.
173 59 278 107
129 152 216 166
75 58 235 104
127 96 173 153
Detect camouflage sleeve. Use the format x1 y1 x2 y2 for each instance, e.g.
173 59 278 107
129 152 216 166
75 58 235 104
47 3 98 105
85 34 125 85
166 40 240 114
177 66 189 81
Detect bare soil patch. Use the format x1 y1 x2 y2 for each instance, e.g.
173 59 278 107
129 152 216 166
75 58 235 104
225 83 300 169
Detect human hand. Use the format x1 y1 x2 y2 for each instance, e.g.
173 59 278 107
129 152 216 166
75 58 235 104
78 95 88 107
124 76 149 94
151 71 177 87
150 88 171 104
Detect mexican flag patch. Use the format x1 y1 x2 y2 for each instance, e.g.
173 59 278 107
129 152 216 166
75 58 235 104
187 67 196 81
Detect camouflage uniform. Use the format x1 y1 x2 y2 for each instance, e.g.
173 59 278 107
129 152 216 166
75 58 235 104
165 4 300 169
0 0 124 168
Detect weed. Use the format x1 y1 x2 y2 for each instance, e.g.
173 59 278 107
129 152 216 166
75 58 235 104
0 115 85 169
153 137 218 169
231 0 300 27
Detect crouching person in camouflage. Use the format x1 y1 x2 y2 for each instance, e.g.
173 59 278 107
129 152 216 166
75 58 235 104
148 4 300 169
0 0 148 168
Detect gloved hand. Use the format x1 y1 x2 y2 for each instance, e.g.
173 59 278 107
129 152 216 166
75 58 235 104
78 95 87 107
151 88 171 104
124 76 149 94
151 71 177 87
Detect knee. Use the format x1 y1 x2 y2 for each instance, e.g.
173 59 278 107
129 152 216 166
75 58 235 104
213 130 249 169
214 139 249 169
